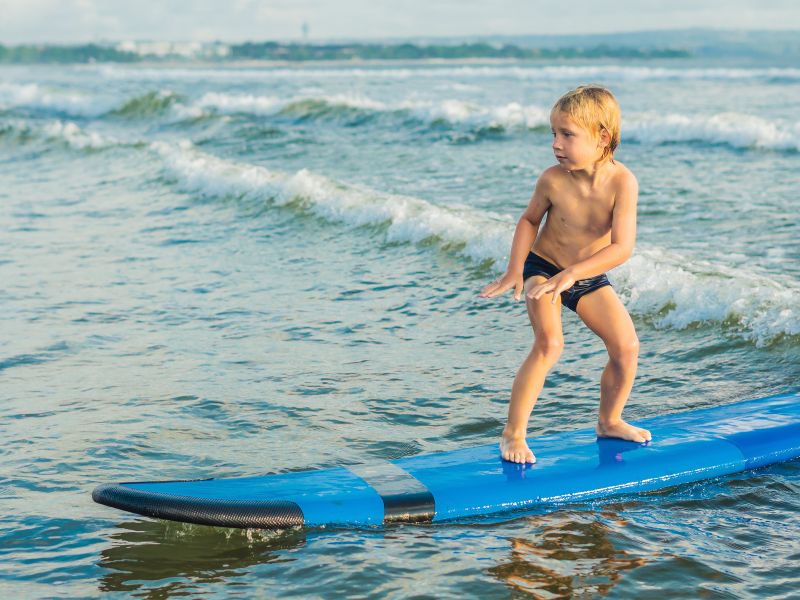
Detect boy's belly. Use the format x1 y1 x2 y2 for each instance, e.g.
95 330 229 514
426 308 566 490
531 228 611 270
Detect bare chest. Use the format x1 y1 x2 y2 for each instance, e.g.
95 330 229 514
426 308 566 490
548 188 615 234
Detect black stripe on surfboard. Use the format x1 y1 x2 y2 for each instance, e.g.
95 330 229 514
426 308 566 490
92 483 305 529
346 461 435 523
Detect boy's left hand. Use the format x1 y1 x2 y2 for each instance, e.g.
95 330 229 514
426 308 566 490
526 270 576 303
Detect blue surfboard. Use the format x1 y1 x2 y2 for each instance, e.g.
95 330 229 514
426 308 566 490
93 391 800 529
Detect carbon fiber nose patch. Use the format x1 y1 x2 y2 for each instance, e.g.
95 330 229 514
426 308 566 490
346 461 434 523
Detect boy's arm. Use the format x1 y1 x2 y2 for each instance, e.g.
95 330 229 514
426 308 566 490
566 174 638 280
479 172 551 300
505 173 552 274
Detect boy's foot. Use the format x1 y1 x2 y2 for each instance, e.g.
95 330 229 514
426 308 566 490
500 433 536 464
596 419 652 443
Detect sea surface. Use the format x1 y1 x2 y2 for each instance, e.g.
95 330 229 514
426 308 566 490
1 56 799 598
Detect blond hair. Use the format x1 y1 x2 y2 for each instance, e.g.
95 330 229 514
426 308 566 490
551 85 621 162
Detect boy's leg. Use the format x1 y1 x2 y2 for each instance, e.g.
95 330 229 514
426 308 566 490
500 276 564 464
575 286 651 442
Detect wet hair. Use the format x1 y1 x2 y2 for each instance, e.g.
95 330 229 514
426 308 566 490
551 84 621 162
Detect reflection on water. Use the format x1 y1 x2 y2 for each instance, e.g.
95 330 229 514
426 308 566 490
97 512 649 598
97 520 306 595
489 511 648 599
89 463 799 599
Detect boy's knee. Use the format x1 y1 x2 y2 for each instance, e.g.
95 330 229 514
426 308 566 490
607 336 639 364
533 335 563 362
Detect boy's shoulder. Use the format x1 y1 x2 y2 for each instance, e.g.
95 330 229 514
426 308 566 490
536 165 567 190
539 161 637 189
609 161 639 196
609 160 637 184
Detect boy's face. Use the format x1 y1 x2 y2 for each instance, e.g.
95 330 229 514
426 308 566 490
550 111 605 170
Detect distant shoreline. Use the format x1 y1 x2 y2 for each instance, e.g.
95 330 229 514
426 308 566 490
0 41 690 65
82 57 635 68
3 29 799 65
0 56 691 68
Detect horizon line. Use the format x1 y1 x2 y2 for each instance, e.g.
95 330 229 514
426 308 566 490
3 26 800 47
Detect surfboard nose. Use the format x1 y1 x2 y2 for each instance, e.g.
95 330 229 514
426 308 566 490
92 482 306 528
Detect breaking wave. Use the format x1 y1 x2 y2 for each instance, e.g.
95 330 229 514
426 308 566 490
149 140 800 346
0 117 137 150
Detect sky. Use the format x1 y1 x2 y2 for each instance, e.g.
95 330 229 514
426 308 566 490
0 0 798 44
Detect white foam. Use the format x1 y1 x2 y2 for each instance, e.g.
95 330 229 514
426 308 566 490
179 90 550 130
194 92 283 116
0 118 123 149
625 111 800 152
185 91 389 120
41 120 118 150
149 141 799 345
179 91 798 151
402 99 549 130
5 80 793 153
168 103 208 121
0 82 115 117
149 139 514 264
612 248 800 346
86 63 800 82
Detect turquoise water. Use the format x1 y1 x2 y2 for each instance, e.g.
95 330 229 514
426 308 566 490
1 59 799 598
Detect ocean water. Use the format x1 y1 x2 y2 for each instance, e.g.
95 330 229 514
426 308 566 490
1 57 799 598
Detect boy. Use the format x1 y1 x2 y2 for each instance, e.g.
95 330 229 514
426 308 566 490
479 85 651 464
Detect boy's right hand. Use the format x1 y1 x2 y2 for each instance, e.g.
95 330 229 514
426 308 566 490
479 273 524 301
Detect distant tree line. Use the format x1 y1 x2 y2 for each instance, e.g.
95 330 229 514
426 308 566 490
229 42 689 61
0 41 690 64
0 43 139 63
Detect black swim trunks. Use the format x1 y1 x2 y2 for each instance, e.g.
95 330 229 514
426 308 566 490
522 251 611 313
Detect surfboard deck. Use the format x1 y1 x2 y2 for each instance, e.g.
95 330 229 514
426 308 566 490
93 391 800 529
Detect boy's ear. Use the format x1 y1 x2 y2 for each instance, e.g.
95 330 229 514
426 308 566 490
598 126 611 148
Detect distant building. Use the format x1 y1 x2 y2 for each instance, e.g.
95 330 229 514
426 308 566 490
115 40 231 59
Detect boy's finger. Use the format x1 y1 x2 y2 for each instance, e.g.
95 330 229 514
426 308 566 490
487 285 505 298
480 282 499 296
